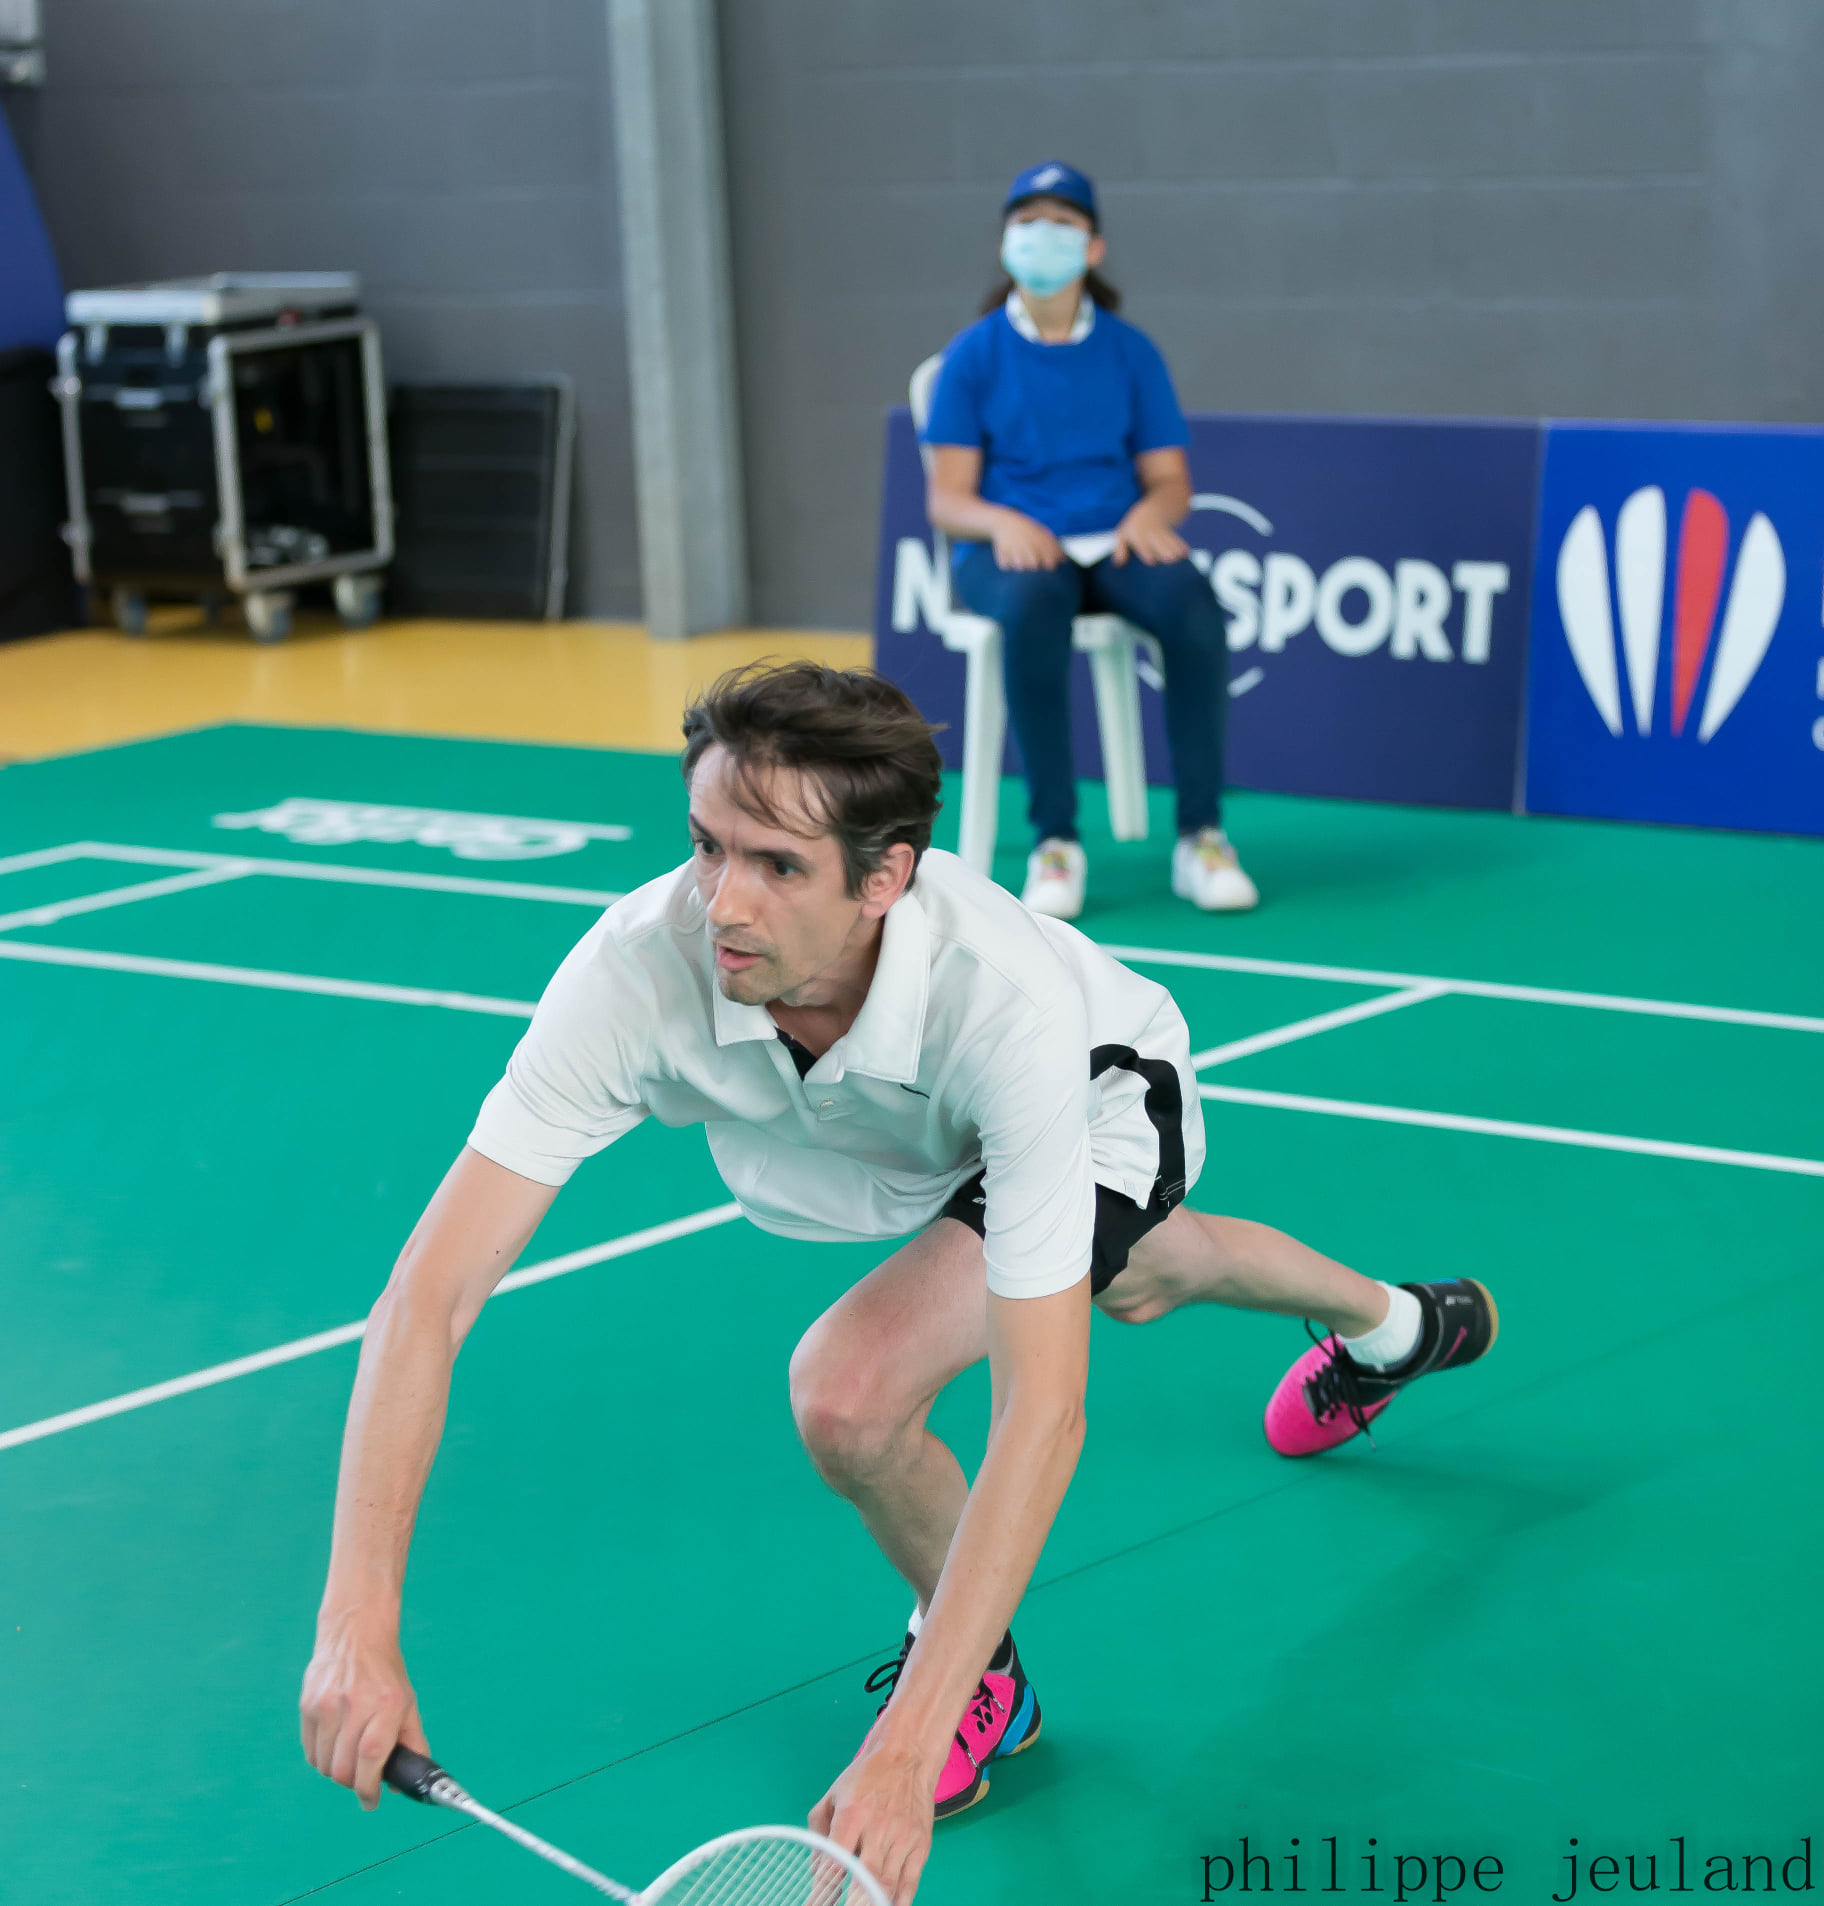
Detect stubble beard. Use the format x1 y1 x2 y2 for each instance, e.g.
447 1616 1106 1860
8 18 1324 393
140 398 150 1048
714 950 787 1006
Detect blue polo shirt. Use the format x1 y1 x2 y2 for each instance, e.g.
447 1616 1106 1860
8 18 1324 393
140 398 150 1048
921 304 1189 539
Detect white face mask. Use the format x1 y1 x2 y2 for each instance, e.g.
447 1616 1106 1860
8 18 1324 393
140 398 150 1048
1000 219 1090 298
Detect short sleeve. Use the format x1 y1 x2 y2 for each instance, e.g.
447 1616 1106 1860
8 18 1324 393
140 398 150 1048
967 999 1096 1300
1126 328 1189 454
920 335 985 449
467 920 653 1186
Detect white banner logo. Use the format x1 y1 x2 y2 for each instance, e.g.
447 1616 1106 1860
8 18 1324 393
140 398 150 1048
213 798 632 861
888 492 1512 691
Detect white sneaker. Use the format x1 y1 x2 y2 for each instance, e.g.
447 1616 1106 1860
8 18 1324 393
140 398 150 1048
1022 838 1087 920
1171 828 1259 911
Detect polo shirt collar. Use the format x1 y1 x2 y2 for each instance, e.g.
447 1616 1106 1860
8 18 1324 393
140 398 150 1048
707 887 931 1085
836 886 929 1084
1005 289 1095 344
710 976 777 1048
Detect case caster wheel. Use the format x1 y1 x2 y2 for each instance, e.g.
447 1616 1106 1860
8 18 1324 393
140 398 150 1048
200 591 227 628
244 590 294 644
333 572 383 627
111 587 148 635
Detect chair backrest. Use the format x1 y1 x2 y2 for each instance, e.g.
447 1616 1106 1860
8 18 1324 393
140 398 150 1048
908 353 953 617
908 352 944 456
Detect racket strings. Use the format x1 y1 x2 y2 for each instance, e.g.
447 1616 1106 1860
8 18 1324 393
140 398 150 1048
644 1833 864 1906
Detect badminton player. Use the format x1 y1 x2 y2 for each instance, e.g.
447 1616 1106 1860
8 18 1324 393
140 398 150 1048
300 662 1496 1905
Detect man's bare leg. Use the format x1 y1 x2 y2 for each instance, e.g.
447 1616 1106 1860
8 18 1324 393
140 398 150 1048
788 1218 992 1605
1095 1206 1391 1333
790 1207 1396 1594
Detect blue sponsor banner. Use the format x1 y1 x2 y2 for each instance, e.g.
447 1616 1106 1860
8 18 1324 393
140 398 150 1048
1524 422 1824 838
874 408 1541 811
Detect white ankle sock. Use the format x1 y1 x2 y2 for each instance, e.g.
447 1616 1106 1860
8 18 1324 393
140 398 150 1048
1339 1282 1422 1370
906 1602 925 1638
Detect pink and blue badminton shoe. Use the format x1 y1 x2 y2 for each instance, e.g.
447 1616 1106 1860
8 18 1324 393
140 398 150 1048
859 1627 1042 1819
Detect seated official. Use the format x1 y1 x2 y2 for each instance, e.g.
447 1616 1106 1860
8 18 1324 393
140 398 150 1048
921 159 1257 919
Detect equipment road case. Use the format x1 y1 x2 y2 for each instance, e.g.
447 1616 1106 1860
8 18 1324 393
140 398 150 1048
55 272 393 642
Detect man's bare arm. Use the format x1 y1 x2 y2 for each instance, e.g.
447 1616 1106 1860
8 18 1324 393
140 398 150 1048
811 1276 1091 1903
300 1147 558 1807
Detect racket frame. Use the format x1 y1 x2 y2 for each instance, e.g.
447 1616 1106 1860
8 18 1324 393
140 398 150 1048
392 1752 888 1906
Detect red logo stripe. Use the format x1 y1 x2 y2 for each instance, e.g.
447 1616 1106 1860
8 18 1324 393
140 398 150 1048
1670 489 1728 735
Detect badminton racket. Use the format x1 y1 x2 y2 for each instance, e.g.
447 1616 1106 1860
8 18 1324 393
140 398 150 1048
383 1745 890 1906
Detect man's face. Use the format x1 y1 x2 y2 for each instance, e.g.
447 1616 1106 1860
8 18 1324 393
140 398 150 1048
687 744 890 1007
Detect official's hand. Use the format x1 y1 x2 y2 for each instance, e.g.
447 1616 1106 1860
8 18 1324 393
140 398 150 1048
991 511 1066 572
300 1608 429 1809
1112 505 1189 566
810 1731 938 1906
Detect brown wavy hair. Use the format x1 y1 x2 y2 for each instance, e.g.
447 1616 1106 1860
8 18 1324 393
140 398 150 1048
681 662 944 895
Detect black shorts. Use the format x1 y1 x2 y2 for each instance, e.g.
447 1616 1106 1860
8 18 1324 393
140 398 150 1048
938 1171 1181 1297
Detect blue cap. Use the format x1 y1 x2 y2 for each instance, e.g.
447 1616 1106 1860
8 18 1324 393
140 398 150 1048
1003 160 1098 224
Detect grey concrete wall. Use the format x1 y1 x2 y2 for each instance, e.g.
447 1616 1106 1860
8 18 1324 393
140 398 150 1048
8 1 1823 632
720 0 1824 629
3 0 635 616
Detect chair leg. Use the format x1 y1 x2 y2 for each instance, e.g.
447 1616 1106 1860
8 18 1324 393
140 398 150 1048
958 629 1006 875
1088 637 1150 842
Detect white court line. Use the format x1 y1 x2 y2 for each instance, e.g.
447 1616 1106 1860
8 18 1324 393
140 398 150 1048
0 862 253 934
0 1202 744 1453
0 841 94 879
1199 1083 1824 1179
56 840 621 907
1189 983 1445 1071
1107 943 1824 1037
2 844 1811 1035
0 939 537 1017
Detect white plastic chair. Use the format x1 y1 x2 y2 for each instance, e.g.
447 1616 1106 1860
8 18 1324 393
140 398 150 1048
909 353 1153 876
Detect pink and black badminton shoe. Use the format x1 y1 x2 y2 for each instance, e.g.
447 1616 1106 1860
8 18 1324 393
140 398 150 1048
1264 1277 1500 1458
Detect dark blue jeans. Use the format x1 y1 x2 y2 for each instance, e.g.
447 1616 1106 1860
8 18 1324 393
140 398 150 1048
953 543 1229 844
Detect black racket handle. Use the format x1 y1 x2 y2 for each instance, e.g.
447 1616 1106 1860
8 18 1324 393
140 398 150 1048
383 1744 451 1803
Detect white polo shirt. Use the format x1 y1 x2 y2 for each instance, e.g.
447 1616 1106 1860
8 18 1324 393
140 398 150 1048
468 850 1204 1299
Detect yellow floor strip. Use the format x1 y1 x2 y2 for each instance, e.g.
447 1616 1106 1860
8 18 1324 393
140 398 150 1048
0 614 872 762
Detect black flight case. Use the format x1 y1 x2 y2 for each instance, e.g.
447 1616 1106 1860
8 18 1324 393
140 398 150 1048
55 272 392 642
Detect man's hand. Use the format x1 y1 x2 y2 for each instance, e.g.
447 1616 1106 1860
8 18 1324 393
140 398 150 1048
810 1728 938 1906
990 510 1066 572
300 1608 429 1809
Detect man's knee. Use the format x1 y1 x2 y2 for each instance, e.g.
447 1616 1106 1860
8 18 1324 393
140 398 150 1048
1093 1274 1177 1326
1093 1209 1220 1322
787 1327 913 1487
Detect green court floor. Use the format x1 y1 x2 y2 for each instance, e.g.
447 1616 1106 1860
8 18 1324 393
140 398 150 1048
2 723 1819 1906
